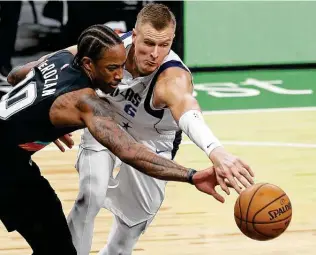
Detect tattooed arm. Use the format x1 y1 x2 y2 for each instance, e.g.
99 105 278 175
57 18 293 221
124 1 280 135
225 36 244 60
77 93 190 182
74 92 230 202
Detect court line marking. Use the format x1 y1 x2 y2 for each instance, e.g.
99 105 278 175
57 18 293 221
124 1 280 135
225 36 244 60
38 106 316 152
202 106 316 115
182 140 316 148
42 140 316 152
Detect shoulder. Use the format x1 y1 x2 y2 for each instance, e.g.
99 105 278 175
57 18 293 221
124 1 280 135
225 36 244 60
156 64 192 91
74 88 109 113
154 52 193 100
119 31 133 49
158 65 190 80
153 66 193 107
156 49 191 84
51 87 96 118
75 88 98 105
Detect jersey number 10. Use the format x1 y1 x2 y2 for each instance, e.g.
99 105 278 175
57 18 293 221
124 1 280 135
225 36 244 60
0 69 37 120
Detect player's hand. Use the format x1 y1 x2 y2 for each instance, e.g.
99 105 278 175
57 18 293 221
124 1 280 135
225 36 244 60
53 133 74 152
209 147 254 195
192 167 234 203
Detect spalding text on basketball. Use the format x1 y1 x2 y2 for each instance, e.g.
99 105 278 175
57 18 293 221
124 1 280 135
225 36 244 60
268 202 292 221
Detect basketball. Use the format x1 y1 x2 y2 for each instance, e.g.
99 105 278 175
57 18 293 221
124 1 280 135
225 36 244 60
234 183 292 241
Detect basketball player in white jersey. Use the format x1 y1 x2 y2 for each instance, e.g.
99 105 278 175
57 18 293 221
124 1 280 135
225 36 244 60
67 4 255 255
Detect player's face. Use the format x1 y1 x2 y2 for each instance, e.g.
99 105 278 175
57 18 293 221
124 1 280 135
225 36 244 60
92 44 126 94
132 23 174 76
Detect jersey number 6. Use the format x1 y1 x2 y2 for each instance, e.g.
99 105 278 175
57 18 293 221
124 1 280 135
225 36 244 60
124 104 137 117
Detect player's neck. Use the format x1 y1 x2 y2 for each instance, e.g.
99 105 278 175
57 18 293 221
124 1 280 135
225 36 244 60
125 45 140 79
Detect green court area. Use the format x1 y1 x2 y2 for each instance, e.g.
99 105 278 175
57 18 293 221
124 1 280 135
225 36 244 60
193 69 316 111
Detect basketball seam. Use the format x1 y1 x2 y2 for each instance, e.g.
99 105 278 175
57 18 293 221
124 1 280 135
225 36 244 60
234 214 292 224
238 196 242 228
252 225 275 239
252 214 292 239
251 193 286 222
251 192 289 240
245 183 267 233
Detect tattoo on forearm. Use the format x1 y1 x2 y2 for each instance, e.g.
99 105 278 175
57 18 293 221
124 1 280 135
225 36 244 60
77 94 133 154
77 94 190 183
133 146 189 182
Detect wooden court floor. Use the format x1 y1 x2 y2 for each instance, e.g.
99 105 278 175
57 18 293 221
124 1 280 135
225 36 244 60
0 108 315 254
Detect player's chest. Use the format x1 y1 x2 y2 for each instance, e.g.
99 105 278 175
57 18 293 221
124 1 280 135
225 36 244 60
107 77 151 109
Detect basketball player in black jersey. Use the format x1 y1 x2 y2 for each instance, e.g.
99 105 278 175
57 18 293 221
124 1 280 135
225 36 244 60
1 24 231 254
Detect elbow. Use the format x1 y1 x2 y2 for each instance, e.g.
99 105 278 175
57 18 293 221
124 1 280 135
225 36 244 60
7 66 23 86
7 65 22 85
6 73 14 85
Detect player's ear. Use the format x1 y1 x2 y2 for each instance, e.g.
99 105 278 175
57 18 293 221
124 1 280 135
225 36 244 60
132 28 137 44
81 57 94 73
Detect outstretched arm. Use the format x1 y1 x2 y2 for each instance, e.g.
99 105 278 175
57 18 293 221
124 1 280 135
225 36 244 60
153 67 255 194
77 93 190 182
77 93 231 202
50 88 230 202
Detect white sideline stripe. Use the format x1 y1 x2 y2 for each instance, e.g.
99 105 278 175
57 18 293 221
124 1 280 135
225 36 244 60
182 140 316 148
202 107 316 115
39 107 316 152
42 140 316 152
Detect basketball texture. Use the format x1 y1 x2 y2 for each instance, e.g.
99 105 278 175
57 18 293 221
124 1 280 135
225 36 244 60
234 183 292 241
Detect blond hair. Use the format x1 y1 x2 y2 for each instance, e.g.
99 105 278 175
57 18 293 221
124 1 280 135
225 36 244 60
135 3 176 31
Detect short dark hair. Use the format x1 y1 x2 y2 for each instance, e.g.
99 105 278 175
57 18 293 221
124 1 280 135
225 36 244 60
74 24 122 66
136 3 176 31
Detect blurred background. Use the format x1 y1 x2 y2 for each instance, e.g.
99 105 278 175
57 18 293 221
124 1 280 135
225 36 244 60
1 0 316 111
0 0 183 82
2 0 316 73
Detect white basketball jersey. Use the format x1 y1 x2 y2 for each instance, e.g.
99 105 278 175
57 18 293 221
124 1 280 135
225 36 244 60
81 31 191 159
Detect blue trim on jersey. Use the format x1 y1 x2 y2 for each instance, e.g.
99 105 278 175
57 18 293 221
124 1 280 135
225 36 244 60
120 31 132 40
171 130 182 160
144 60 189 119
34 141 51 145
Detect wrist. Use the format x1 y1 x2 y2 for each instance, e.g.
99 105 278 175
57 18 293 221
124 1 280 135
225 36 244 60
209 146 225 161
187 168 197 185
206 143 223 157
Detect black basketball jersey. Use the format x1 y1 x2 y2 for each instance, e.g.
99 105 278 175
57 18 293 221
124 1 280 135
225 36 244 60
0 50 92 153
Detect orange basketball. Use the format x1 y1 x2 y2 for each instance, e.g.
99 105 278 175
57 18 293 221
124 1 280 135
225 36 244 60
234 183 292 241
